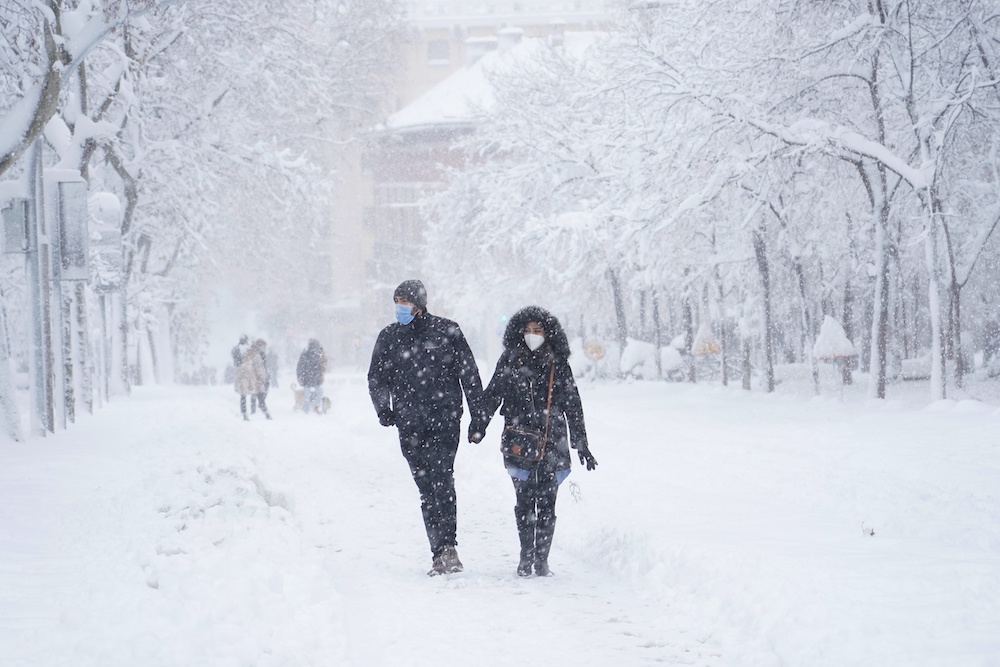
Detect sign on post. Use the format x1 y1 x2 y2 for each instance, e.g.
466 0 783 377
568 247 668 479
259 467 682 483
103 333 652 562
2 199 28 254
89 192 123 293
57 180 89 281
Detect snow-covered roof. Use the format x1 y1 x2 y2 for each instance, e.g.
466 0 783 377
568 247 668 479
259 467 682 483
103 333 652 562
385 32 600 133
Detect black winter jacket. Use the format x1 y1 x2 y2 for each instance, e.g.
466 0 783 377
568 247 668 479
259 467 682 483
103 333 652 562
297 341 326 386
368 312 482 426
473 306 589 472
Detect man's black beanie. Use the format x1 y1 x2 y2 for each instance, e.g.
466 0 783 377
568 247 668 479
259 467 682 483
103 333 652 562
393 279 428 310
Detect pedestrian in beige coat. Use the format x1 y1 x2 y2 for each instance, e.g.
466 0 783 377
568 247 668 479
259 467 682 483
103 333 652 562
234 340 271 420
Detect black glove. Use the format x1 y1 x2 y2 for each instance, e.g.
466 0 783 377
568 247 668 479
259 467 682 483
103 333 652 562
577 447 598 471
468 423 485 444
377 408 396 427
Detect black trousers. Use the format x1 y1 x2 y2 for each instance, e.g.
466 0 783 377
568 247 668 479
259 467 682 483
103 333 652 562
241 393 269 416
250 384 270 412
398 419 460 556
512 468 559 559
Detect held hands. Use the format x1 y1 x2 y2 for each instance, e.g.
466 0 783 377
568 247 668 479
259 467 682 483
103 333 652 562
577 447 598 471
377 408 396 427
468 423 485 444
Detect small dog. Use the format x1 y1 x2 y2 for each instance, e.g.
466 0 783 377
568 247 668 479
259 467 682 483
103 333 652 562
291 382 331 414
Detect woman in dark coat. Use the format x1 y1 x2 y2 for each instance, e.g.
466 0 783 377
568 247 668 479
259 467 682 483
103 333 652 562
471 306 598 577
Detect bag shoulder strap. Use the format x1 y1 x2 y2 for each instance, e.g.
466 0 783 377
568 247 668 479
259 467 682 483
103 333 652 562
542 364 555 443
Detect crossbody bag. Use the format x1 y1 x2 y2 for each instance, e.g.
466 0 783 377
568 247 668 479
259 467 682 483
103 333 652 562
500 364 555 463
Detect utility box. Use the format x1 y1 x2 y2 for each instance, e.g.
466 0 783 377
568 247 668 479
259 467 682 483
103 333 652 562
2 199 28 254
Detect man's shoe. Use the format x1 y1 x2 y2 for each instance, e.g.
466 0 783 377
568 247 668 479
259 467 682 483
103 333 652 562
441 546 463 574
427 551 447 576
428 546 463 576
516 558 533 577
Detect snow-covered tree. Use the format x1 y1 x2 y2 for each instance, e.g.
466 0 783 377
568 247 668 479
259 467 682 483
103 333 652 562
1 0 406 434
424 0 1000 400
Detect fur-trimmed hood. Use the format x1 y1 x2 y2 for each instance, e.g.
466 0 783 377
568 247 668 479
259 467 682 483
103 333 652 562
501 306 571 360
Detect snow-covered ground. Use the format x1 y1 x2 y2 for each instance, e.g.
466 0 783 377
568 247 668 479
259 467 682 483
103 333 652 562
2 369 999 666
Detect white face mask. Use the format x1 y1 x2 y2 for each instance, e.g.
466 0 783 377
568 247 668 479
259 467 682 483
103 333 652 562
524 333 545 352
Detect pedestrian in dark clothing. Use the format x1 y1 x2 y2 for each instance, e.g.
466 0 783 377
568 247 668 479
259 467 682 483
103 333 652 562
231 335 249 367
227 334 250 383
368 279 484 576
296 339 327 413
470 306 597 577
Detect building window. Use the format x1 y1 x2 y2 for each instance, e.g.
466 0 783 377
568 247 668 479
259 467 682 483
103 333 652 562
427 40 450 65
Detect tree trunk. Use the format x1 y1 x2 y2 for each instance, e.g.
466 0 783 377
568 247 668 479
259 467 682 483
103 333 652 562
682 288 696 383
607 268 628 361
0 25 64 178
862 49 891 399
741 338 752 391
794 262 819 395
953 287 962 384
842 277 854 385
147 325 160 384
0 299 23 442
752 229 775 393
869 244 890 400
76 282 93 414
652 292 663 380
714 267 729 387
866 180 891 400
925 213 945 401
119 292 131 393
638 290 647 341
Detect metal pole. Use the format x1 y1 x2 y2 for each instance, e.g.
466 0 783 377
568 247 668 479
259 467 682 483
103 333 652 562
25 141 53 435
50 180 67 429
99 294 106 402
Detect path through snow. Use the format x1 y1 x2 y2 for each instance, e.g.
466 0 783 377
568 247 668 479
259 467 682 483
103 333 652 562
2 374 999 666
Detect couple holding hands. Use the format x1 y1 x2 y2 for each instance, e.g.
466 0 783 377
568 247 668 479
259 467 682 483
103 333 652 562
368 280 598 577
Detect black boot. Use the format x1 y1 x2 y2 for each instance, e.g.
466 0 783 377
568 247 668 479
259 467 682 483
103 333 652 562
534 514 556 577
515 511 534 577
517 535 534 577
517 548 534 577
428 546 463 576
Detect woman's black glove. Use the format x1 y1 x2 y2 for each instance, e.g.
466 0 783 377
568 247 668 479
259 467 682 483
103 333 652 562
577 447 598 471
468 423 485 443
377 408 396 427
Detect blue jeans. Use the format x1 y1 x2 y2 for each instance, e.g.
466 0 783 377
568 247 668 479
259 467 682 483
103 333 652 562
302 385 323 413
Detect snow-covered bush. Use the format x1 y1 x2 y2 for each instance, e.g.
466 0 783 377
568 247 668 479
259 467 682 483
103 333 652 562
617 338 686 380
620 339 656 379
569 337 620 380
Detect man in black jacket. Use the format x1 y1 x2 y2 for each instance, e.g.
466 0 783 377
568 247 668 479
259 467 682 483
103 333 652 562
368 280 483 575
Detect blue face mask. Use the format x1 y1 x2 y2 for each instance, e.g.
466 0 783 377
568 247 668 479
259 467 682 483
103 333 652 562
395 303 415 325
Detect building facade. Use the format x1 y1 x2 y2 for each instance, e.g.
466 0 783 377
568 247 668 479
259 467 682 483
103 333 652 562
327 1 615 362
